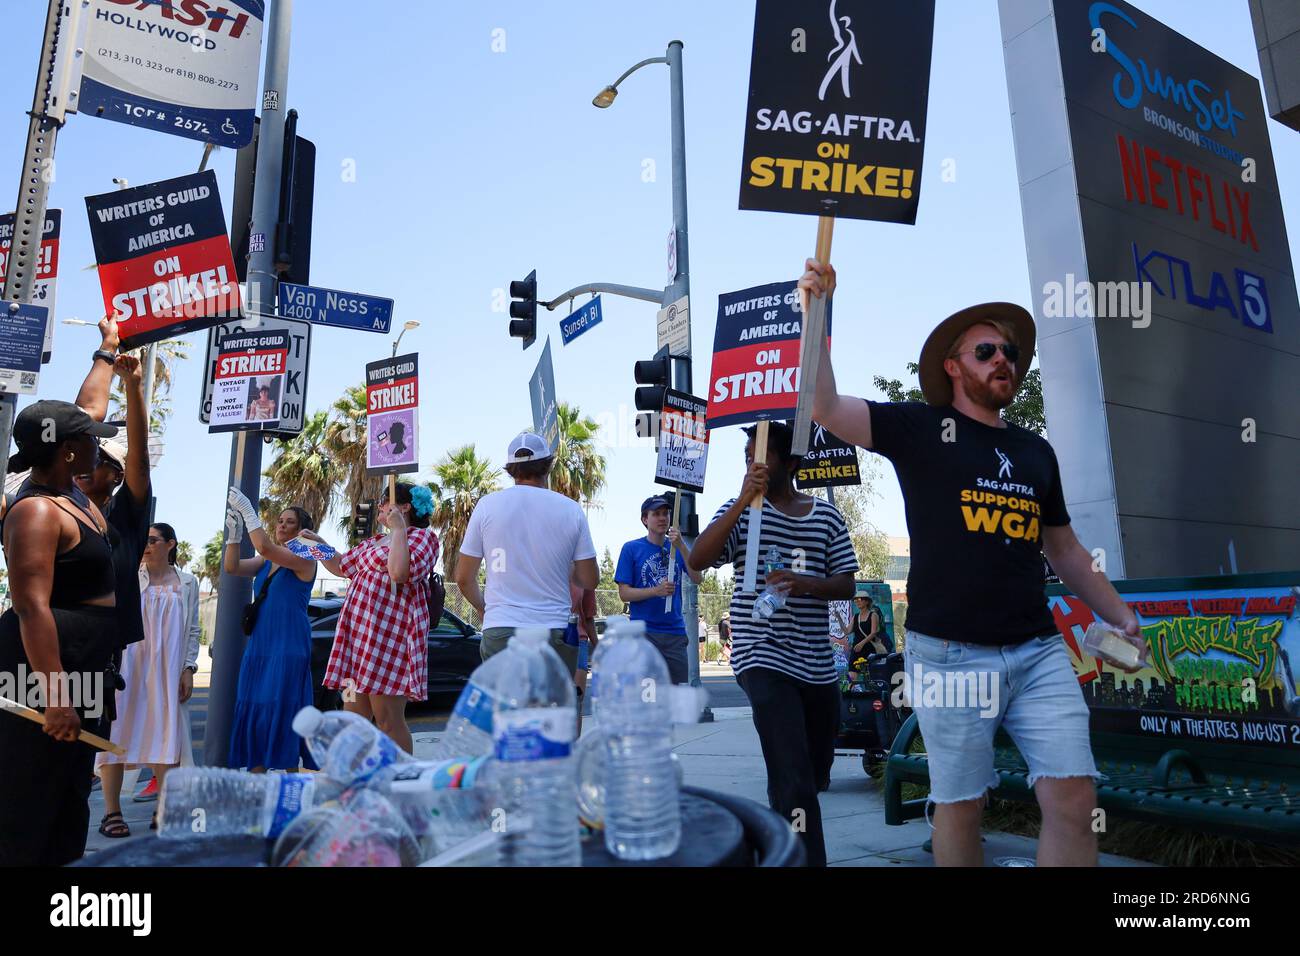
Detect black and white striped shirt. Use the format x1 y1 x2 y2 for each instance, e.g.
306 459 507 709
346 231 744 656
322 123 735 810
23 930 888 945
710 497 858 684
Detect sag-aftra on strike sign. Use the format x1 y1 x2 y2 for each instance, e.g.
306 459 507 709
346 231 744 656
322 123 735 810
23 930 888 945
738 0 935 223
707 281 832 430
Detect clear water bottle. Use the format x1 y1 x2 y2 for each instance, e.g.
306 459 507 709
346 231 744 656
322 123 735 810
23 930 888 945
491 628 580 867
429 651 514 759
270 788 420 867
596 624 681 860
589 616 634 719
293 706 413 786
158 767 342 840
383 755 497 855
752 545 790 621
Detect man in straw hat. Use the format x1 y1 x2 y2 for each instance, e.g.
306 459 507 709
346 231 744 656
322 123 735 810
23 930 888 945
801 259 1140 867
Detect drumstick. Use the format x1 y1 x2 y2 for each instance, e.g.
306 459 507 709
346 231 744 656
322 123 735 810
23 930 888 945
0 696 125 755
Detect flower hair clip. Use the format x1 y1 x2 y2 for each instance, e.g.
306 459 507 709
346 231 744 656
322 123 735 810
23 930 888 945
409 485 434 518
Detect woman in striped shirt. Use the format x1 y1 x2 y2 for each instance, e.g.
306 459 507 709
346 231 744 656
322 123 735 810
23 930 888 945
689 421 857 867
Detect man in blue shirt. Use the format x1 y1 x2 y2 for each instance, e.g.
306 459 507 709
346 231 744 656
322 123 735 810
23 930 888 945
615 495 703 684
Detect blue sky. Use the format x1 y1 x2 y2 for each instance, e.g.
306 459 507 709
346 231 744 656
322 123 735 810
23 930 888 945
3 0 1297 572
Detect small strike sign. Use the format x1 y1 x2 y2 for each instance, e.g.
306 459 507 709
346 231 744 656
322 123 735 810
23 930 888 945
655 390 709 494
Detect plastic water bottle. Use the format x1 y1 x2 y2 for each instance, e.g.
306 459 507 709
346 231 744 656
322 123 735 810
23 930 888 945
158 767 343 840
588 615 633 719
429 651 514 759
491 628 580 867
752 545 790 621
383 755 498 855
596 624 681 860
270 788 421 867
293 706 413 786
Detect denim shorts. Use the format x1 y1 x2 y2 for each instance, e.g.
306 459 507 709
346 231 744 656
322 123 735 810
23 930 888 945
903 630 1098 804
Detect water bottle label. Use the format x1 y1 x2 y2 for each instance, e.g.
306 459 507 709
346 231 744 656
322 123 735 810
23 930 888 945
493 707 575 762
268 775 314 839
452 681 496 734
333 732 403 784
388 755 489 792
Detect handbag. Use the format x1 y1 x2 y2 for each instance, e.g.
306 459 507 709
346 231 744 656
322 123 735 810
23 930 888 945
240 566 280 635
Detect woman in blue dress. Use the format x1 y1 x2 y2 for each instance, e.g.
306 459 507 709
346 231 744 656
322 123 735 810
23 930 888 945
222 489 319 771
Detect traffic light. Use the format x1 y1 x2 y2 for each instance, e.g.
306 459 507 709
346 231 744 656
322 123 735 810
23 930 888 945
351 499 376 545
634 344 671 411
230 113 315 285
509 269 538 349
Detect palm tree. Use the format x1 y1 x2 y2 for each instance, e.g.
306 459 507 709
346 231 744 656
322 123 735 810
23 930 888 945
263 410 339 529
108 338 190 433
427 445 500 577
548 402 607 509
325 383 384 535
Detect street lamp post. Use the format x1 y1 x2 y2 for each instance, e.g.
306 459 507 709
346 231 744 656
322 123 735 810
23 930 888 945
392 320 420 357
593 41 709 713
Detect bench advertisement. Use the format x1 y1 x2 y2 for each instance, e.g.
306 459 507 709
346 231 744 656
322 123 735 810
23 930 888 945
1050 580 1300 750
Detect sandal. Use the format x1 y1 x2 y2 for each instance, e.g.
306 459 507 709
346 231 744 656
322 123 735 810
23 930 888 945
98 811 130 839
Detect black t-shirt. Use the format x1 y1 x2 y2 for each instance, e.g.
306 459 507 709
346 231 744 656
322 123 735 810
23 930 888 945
105 483 150 647
868 402 1069 645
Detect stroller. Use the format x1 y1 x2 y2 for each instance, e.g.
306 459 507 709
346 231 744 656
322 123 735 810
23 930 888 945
836 651 910 772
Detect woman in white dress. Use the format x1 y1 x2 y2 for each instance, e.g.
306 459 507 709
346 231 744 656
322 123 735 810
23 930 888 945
95 522 200 837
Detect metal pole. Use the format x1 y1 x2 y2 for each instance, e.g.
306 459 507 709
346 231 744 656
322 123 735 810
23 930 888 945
664 40 709 714
0 0 69 484
205 0 293 767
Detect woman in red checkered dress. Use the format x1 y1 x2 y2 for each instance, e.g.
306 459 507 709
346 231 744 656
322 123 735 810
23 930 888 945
313 482 439 754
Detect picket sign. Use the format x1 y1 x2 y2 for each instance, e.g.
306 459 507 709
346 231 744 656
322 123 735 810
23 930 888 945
666 493 683 612
741 215 835 593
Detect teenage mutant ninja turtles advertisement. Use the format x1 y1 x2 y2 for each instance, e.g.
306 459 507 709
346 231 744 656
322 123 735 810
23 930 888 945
1049 580 1300 750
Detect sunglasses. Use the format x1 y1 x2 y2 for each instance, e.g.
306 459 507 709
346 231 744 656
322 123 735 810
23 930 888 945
956 342 1020 363
146 535 166 545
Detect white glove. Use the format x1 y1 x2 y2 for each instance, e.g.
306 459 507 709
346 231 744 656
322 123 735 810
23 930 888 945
227 486 262 532
224 507 243 544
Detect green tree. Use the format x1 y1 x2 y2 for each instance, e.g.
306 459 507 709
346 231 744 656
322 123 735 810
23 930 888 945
548 402 607 509
264 410 340 529
198 531 223 593
176 540 193 570
597 547 617 591
326 383 384 535
872 361 1046 435
808 452 891 578
428 444 501 577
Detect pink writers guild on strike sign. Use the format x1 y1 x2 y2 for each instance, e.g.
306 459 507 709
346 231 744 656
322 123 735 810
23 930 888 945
365 352 420 476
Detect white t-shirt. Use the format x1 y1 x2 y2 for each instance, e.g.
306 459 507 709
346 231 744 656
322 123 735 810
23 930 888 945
459 484 597 630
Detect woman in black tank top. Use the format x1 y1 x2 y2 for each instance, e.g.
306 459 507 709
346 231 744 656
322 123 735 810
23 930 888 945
0 400 120 866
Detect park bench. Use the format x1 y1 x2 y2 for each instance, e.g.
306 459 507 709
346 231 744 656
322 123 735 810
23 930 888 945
883 571 1300 845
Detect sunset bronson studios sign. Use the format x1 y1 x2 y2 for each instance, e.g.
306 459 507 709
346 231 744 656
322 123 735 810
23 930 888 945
999 0 1300 577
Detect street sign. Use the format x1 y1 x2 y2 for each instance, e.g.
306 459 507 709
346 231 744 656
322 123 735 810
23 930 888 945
529 337 559 452
79 0 265 148
365 353 419 476
0 304 50 396
559 295 603 345
86 170 241 348
656 390 709 493
208 328 290 434
278 282 393 334
0 210 60 363
656 294 690 357
199 315 310 435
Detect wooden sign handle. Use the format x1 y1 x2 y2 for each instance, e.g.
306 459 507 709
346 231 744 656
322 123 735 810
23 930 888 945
741 420 769 593
388 475 398 596
233 430 248 482
791 214 837 456
666 493 682 612
0 696 126 755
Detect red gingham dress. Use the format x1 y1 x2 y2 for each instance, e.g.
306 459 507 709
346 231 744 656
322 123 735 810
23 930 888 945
323 527 439 700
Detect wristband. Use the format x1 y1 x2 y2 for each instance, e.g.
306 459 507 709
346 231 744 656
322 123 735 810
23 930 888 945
93 349 116 365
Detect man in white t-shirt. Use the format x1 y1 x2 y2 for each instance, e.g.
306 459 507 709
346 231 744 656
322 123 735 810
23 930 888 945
454 432 598 673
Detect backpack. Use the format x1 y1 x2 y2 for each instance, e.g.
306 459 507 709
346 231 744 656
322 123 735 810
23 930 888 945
428 570 446 627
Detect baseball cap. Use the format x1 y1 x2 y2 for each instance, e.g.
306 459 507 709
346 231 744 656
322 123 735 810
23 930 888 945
640 495 671 515
96 438 128 471
506 431 551 464
7 401 117 473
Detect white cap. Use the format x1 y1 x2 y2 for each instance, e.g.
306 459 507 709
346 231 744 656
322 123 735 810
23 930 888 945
506 431 551 464
97 438 128 470
292 705 324 738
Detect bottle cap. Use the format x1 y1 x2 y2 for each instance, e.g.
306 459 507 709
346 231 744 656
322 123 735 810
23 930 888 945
292 705 325 738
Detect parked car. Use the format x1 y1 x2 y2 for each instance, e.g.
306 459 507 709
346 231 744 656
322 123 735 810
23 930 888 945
308 597 482 710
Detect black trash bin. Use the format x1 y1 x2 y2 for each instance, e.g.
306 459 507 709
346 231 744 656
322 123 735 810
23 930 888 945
684 786 805 867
